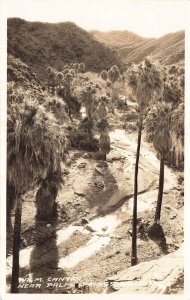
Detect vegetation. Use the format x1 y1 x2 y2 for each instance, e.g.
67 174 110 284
7 79 68 292
144 103 172 223
126 56 163 266
100 70 108 81
8 18 123 80
107 65 121 112
6 19 184 294
99 131 111 161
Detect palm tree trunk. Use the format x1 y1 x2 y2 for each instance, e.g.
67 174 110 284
11 196 22 293
131 117 143 266
67 88 71 117
154 156 165 223
102 154 106 161
111 86 115 114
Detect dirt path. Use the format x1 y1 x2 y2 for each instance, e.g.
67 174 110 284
6 129 183 294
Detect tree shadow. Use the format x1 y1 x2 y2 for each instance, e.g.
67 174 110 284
6 182 17 257
147 223 168 253
84 161 119 215
24 215 68 293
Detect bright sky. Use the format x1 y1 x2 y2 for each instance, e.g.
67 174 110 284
5 0 186 38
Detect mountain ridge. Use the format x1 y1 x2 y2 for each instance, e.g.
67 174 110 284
7 18 124 79
90 29 185 65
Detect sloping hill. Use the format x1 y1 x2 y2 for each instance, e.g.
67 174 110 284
7 18 123 79
126 30 185 65
91 30 184 65
89 30 150 48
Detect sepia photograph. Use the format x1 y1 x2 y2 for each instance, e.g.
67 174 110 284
0 0 189 297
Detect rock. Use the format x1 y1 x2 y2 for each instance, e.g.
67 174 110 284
107 246 183 294
170 213 177 219
74 191 86 197
94 181 104 188
66 160 72 166
95 167 104 176
96 161 108 168
78 162 86 169
147 223 165 240
81 218 89 225
174 185 181 191
106 158 112 162
164 205 172 210
21 238 28 247
128 229 132 236
46 224 51 228
85 224 96 232
173 243 180 250
63 169 70 175
102 226 108 232
166 237 173 245
96 163 103 168
83 153 90 159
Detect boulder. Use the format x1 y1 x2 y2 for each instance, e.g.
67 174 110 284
106 246 183 294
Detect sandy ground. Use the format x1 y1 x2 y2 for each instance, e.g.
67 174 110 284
6 108 184 294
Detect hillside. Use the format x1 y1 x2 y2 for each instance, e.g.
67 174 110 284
89 30 151 48
7 25 184 294
91 30 185 65
7 18 123 79
126 30 185 65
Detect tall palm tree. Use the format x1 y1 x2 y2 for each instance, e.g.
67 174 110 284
100 70 108 81
96 98 110 161
170 103 184 168
99 130 111 161
35 162 64 221
7 88 67 292
46 67 57 94
79 83 97 146
126 57 163 266
58 72 74 117
144 102 172 224
108 65 121 112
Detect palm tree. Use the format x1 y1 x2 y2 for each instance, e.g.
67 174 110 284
46 67 57 94
100 70 108 81
126 57 163 266
96 96 108 120
98 129 111 161
108 65 121 112
78 62 86 73
7 88 67 292
96 97 110 161
80 83 97 121
56 72 64 88
36 162 64 220
144 102 172 224
57 72 74 117
170 103 184 168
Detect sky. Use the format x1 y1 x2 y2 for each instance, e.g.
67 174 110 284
5 0 186 38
